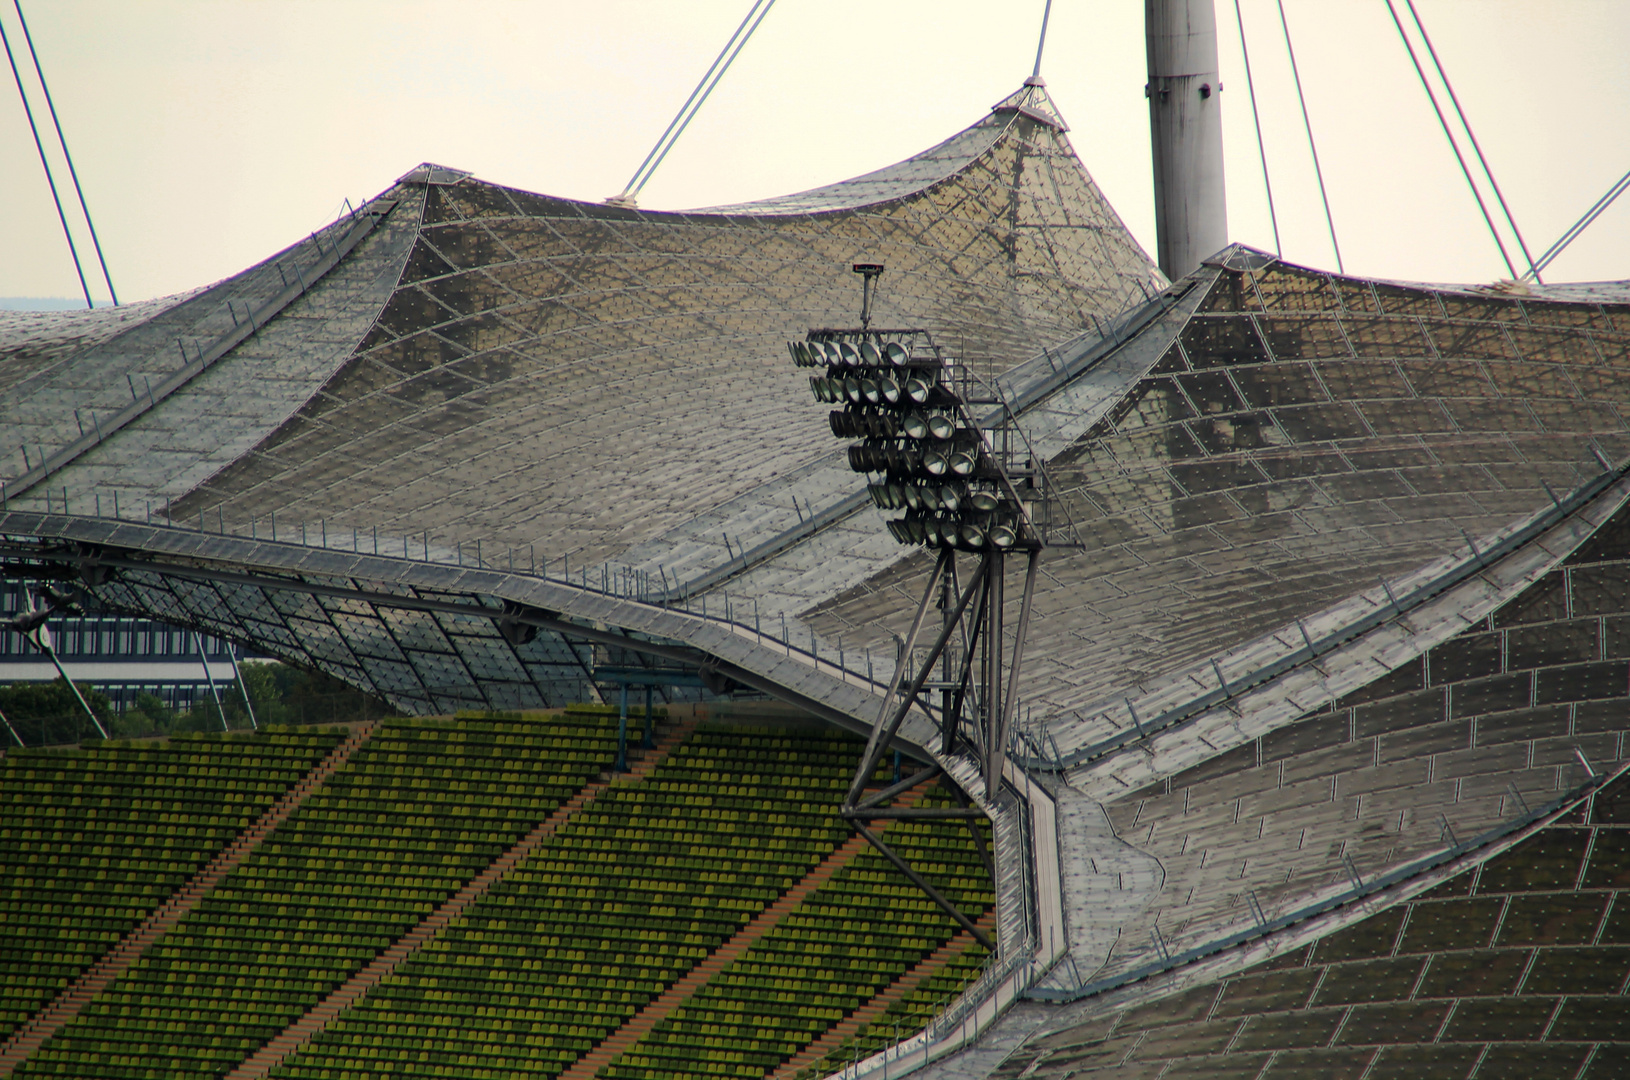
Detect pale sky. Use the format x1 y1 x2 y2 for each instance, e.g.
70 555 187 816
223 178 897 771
1 0 1626 305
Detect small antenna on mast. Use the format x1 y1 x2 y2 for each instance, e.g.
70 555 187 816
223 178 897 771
852 263 884 329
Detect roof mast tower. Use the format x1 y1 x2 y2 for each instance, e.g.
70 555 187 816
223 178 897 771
1146 0 1228 278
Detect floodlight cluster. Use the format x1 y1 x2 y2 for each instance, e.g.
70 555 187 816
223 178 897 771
789 334 1024 551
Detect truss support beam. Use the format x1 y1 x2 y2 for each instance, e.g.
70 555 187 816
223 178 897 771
847 549 950 805
855 764 942 811
838 546 1037 958
851 820 995 951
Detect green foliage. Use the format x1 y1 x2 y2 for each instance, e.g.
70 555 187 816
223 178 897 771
0 662 392 747
0 679 113 746
0 678 112 722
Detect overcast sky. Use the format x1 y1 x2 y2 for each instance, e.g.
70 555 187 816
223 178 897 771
1 0 1626 305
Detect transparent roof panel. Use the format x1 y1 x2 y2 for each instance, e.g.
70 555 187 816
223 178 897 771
152 96 1160 570
805 261 1630 731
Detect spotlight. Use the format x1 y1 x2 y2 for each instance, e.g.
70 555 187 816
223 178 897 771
789 322 1039 555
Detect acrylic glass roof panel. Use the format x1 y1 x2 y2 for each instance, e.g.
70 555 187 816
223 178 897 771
692 112 1008 216
0 291 199 402
88 551 594 716
694 82 1074 217
0 193 424 506
803 261 1630 735
166 104 1160 569
1006 772 1630 1078
1077 519 1630 989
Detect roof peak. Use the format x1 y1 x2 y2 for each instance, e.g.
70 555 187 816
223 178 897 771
397 163 471 186
991 80 1068 132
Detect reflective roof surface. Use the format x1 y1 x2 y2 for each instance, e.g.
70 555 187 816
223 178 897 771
5 80 1630 1076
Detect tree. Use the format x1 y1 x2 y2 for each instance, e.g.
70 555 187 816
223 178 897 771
0 679 114 745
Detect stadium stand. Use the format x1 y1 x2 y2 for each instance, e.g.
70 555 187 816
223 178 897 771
788 937 992 1079
0 723 374 1075
224 711 693 1080
0 728 346 1041
265 723 875 1079
11 711 620 1079
599 786 996 1078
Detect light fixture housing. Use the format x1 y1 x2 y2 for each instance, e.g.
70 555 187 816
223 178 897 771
789 328 1037 552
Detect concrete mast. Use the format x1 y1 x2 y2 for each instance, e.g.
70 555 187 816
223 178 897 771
1146 0 1228 279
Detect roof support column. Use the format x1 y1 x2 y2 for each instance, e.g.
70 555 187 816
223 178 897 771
1147 0 1228 279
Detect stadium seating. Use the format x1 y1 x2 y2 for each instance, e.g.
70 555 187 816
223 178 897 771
793 940 990 1079
0 728 345 1040
13 711 619 1079
599 786 995 1078
267 723 864 1080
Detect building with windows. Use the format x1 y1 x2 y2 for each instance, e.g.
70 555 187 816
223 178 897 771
0 582 248 713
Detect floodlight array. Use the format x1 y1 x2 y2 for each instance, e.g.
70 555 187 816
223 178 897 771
788 332 1030 552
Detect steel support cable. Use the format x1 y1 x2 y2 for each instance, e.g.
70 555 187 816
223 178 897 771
620 0 778 201
1232 0 1281 256
1403 0 1538 282
1383 0 1518 280
1032 0 1054 79
1274 0 1344 273
0 13 91 308
620 0 766 197
1530 168 1630 278
14 1 117 305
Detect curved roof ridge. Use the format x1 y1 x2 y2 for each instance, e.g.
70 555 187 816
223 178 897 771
683 90 1032 217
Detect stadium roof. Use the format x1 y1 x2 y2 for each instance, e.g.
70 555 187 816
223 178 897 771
6 78 1630 1076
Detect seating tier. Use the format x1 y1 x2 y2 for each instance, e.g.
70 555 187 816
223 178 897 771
0 728 344 1039
268 724 862 1080
601 785 995 1078
14 713 617 1079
